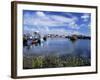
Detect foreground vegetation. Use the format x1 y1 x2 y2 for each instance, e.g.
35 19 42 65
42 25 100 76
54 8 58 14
23 54 90 69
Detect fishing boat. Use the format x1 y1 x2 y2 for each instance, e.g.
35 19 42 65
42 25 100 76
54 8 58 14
70 35 78 41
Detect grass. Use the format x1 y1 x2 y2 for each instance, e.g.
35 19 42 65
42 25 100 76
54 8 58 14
23 54 91 69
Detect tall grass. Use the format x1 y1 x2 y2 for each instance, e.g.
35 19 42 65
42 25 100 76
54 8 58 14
23 54 90 69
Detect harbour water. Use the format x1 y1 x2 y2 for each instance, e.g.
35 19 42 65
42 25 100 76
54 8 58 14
23 38 90 57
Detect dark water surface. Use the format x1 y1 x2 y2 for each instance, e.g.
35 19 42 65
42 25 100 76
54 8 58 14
23 38 90 57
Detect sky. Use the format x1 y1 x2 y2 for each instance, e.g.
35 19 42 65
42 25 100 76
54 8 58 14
23 10 91 36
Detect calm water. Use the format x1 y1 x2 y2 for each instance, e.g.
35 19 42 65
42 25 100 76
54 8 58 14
23 38 90 58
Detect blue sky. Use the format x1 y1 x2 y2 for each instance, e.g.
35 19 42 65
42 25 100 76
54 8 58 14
23 10 91 36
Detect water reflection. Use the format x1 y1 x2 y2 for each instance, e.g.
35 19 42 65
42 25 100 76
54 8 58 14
23 38 90 58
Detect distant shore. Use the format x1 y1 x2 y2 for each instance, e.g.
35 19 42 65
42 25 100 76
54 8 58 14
66 36 91 40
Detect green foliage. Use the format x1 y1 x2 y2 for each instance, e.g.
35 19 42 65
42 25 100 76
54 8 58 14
43 55 63 68
62 56 90 67
32 56 44 68
23 54 90 69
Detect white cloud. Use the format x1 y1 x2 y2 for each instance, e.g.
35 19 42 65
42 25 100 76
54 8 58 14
68 21 79 29
23 11 80 33
49 29 84 36
81 14 89 19
24 12 67 27
80 23 90 29
50 15 72 23
88 23 91 27
48 28 67 35
64 30 83 36
36 11 46 17
49 14 79 30
81 13 90 22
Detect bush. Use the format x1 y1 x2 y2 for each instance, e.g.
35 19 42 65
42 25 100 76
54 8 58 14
23 54 91 69
32 56 44 68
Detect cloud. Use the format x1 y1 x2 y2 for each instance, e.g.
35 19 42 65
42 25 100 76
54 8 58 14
81 13 90 22
50 15 73 23
24 11 80 30
24 11 65 27
50 13 79 28
80 23 90 29
68 21 79 29
24 11 86 36
48 28 67 35
36 11 46 17
64 30 83 36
